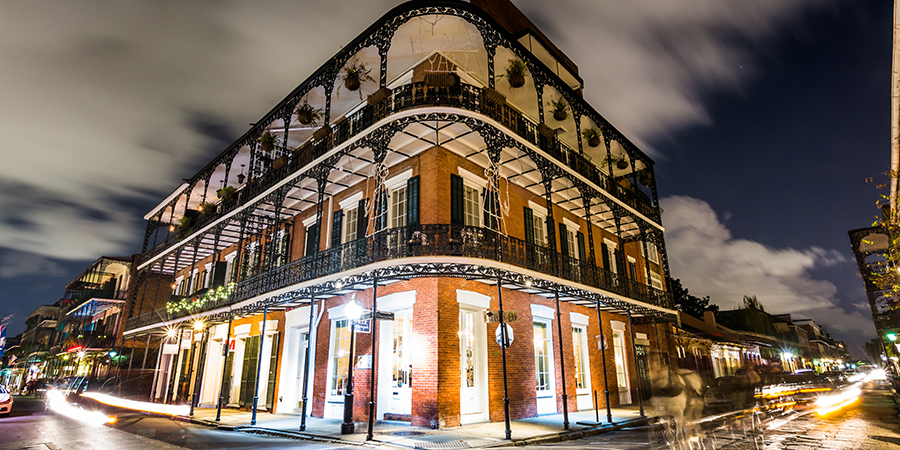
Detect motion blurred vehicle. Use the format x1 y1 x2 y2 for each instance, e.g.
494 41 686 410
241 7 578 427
0 385 12 417
757 371 837 410
704 376 756 411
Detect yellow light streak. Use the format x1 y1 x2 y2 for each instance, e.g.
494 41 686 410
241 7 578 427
81 391 190 416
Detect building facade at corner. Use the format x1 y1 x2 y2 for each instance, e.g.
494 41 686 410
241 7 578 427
122 0 677 429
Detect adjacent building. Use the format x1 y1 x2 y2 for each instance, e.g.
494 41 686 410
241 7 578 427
121 0 676 429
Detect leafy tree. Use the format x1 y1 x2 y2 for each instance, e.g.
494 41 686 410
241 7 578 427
738 295 777 336
667 276 719 318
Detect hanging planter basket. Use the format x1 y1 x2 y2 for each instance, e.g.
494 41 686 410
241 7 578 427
553 110 568 121
508 73 525 88
366 87 391 106
588 136 601 147
617 159 629 170
639 172 652 186
344 76 361 92
260 132 276 151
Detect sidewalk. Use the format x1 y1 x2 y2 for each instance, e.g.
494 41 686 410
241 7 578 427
178 405 654 448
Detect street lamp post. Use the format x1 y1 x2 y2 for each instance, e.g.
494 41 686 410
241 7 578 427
341 298 363 435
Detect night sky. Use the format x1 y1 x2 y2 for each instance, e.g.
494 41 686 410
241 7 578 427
0 0 889 359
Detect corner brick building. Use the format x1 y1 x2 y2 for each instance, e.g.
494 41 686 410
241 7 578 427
122 0 677 431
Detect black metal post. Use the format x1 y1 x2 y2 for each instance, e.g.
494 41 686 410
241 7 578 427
367 275 379 441
138 333 151 399
251 305 269 426
299 299 316 431
497 276 512 440
554 291 569 429
190 326 210 416
341 319 358 434
627 311 644 417
216 314 233 422
595 299 613 423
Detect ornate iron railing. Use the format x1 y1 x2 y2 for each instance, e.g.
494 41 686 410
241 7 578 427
127 224 672 331
141 80 661 264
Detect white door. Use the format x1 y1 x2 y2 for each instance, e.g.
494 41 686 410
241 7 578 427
572 326 593 410
460 309 487 423
533 320 557 415
380 309 412 416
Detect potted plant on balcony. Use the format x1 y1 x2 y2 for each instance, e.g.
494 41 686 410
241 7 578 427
500 58 528 88
602 153 630 170
582 127 602 147
198 202 217 217
295 102 322 126
482 86 506 106
340 60 374 94
548 97 568 121
217 186 237 202
638 170 653 186
259 132 277 151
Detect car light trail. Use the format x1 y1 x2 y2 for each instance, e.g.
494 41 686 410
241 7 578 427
81 391 189 416
46 390 116 425
814 384 861 416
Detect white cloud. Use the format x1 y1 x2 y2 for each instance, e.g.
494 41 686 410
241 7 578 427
0 0 832 261
661 195 871 337
0 251 64 279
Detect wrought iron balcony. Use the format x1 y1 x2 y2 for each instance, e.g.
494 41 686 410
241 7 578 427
128 223 672 331
142 81 660 264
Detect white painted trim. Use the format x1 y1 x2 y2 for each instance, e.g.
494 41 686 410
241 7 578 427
384 168 413 191
604 238 618 249
302 215 317 228
457 290 490 309
328 301 360 320
570 312 589 326
144 182 189 220
636 332 648 340
339 192 364 210
258 320 278 334
610 320 626 331
378 290 416 312
223 251 236 262
531 304 555 320
234 323 251 337
563 217 580 231
528 200 548 217
458 167 486 187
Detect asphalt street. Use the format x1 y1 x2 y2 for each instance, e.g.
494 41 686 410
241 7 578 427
0 397 355 450
515 380 900 450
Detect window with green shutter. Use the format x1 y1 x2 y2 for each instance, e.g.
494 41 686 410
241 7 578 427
451 174 464 225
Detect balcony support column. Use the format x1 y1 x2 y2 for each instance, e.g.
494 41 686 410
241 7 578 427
573 110 583 155
138 333 151 400
232 212 250 284
190 326 210 416
554 291 570 429
250 305 269 426
486 45 496 89
248 136 260 182
264 187 290 273
216 313 233 422
298 298 315 431
577 185 597 267
378 43 389 87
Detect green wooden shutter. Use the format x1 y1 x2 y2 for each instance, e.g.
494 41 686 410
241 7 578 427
265 332 280 410
375 190 388 231
451 174 464 225
615 248 624 275
331 210 343 248
305 224 318 256
577 232 586 261
239 335 260 406
601 242 610 270
558 223 569 256
357 199 368 238
546 217 556 251
407 176 419 225
524 207 534 244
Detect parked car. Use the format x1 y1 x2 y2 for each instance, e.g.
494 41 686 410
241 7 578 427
0 385 12 417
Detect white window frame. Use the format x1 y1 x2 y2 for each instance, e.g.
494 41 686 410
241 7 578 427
531 304 555 397
563 218 579 260
343 207 359 244
649 274 663 290
604 238 618 274
390 185 408 229
302 216 317 256
645 242 659 264
459 168 486 228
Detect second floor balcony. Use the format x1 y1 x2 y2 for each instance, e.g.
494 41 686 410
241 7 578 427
127 223 672 331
